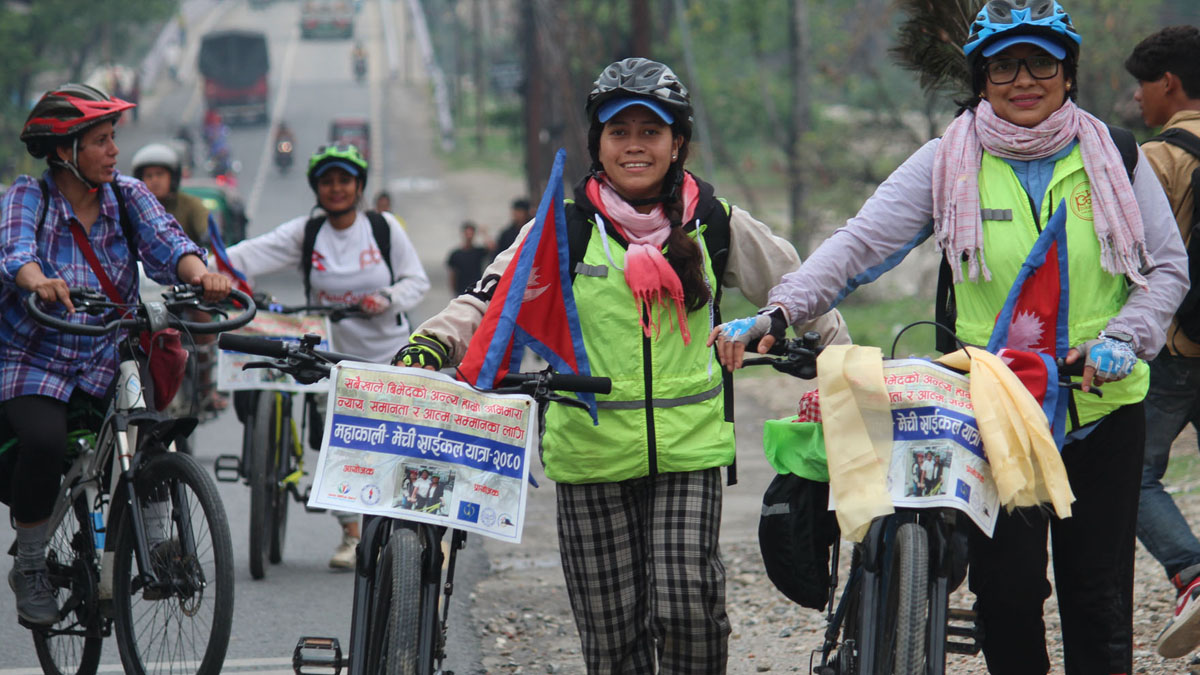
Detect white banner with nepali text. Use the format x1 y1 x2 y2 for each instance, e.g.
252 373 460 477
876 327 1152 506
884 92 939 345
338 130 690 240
306 362 537 543
216 311 334 392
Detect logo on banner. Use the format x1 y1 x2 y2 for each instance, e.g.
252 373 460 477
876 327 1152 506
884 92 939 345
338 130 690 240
361 484 381 506
458 501 481 523
481 507 496 527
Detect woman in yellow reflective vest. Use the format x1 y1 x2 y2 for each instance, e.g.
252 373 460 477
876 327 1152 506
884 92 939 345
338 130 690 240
396 58 848 673
714 2 1188 673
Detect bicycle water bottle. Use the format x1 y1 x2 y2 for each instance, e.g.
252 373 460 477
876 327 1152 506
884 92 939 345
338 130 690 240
91 510 105 552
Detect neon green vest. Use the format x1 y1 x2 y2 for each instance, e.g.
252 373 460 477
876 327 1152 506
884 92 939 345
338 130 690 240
541 211 734 484
952 148 1148 427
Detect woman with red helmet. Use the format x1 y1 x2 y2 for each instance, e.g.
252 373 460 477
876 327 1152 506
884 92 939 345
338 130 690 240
0 83 231 626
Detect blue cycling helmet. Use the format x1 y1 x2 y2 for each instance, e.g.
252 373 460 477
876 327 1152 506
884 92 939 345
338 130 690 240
963 0 1081 70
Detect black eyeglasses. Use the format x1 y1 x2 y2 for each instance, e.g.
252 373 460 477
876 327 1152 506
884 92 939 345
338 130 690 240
985 55 1061 85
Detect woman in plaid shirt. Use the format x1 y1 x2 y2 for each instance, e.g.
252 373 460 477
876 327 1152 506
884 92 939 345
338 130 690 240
0 84 231 626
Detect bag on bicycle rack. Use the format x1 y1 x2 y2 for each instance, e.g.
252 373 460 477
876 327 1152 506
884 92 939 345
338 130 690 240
758 472 838 610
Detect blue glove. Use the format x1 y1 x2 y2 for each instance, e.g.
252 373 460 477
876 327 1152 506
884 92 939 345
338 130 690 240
393 334 450 369
716 306 787 348
1077 334 1137 382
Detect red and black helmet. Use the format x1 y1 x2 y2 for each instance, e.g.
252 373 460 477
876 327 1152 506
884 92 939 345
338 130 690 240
21 83 135 158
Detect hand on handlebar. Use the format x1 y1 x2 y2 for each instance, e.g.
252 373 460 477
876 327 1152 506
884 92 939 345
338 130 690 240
706 306 787 372
186 271 233 304
30 277 75 313
393 334 449 370
1064 334 1138 393
358 291 392 316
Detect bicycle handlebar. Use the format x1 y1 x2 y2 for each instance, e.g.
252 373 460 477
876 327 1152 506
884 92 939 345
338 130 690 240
26 286 256 336
498 372 612 395
255 295 367 322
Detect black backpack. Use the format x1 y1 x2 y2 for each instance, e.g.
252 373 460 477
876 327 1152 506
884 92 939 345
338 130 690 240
934 124 1141 353
299 210 394 302
1146 127 1200 343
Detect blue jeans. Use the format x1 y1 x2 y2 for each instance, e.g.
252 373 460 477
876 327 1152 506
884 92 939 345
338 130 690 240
1137 352 1200 580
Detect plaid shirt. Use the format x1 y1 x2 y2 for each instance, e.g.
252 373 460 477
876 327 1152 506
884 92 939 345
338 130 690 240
0 171 204 402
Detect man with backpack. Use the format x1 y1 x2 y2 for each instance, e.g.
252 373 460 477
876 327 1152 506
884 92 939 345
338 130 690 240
1125 25 1200 659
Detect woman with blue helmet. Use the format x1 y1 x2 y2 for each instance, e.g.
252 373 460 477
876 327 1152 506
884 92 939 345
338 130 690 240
713 1 1188 672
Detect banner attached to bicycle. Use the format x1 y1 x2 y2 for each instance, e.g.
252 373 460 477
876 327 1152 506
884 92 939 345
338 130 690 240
216 311 334 392
307 362 537 543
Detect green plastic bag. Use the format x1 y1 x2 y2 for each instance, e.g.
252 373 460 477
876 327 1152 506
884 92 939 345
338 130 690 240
762 417 828 482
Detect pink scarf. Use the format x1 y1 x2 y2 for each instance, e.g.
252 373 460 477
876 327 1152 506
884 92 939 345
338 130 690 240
932 99 1151 287
586 174 700 344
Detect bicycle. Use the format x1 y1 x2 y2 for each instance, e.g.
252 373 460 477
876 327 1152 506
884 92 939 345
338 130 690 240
744 328 1085 675
213 300 365 580
17 284 255 675
214 332 610 675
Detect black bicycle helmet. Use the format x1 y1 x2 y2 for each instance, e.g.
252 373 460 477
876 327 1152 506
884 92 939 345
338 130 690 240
21 83 134 158
585 58 693 139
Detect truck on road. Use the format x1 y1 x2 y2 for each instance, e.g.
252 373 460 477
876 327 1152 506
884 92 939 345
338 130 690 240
198 30 270 124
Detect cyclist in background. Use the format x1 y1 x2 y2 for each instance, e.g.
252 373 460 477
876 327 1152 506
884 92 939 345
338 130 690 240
712 2 1187 673
220 144 429 568
1 84 231 626
395 58 848 673
131 142 208 246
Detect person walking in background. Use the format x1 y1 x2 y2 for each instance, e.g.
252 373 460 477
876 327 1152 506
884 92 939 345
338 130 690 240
713 2 1188 672
374 190 393 215
1125 24 1200 660
494 197 531 259
395 57 849 673
445 221 490 295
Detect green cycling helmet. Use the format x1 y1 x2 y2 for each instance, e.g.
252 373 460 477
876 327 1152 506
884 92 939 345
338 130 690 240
306 143 368 192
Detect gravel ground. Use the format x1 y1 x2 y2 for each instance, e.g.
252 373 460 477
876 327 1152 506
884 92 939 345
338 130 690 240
465 371 1200 674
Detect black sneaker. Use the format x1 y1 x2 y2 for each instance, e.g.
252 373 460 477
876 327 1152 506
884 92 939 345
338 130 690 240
8 567 59 626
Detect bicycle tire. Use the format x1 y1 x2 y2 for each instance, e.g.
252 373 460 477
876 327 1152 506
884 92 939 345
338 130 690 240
268 401 293 564
383 528 423 675
111 451 235 675
363 530 394 673
880 522 929 674
32 492 104 675
248 391 277 579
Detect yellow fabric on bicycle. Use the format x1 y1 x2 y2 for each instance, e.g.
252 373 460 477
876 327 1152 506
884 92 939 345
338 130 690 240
817 345 894 542
937 349 1074 518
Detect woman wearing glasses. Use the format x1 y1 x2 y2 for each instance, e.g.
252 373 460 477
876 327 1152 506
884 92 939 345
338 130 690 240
220 144 430 568
712 1 1187 673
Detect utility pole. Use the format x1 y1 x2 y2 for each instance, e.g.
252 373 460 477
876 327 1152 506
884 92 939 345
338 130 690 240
787 0 811 252
631 0 650 56
472 0 484 152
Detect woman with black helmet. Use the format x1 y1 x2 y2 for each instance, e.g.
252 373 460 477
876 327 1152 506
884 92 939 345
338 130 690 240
219 143 429 569
713 1 1188 672
395 58 848 672
0 83 230 626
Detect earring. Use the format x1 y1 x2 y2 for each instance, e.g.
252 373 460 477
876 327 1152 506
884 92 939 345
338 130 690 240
672 154 677 160
979 92 986 99
1065 82 1072 92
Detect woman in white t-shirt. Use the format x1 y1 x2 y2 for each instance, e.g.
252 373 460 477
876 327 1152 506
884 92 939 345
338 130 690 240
224 143 430 568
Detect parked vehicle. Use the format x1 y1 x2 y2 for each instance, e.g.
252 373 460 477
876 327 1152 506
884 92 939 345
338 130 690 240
301 0 354 39
198 30 269 124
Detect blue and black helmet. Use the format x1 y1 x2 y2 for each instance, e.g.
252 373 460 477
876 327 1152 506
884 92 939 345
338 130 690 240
963 0 1081 70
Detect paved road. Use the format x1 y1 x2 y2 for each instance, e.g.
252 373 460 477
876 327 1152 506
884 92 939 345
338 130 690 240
0 0 521 671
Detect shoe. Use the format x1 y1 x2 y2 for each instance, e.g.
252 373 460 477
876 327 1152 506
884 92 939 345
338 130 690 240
8 567 59 626
328 535 359 570
1157 571 1200 657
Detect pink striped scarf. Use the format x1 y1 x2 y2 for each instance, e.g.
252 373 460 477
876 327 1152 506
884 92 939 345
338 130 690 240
586 174 700 344
932 99 1151 287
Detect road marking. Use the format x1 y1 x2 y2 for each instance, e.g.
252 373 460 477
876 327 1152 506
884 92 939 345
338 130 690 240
0 656 296 674
246 25 302 217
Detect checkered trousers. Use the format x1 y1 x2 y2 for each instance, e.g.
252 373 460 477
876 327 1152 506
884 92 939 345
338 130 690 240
556 468 731 674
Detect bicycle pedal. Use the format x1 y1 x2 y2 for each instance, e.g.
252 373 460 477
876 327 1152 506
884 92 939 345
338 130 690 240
945 607 982 656
213 454 242 482
293 636 343 675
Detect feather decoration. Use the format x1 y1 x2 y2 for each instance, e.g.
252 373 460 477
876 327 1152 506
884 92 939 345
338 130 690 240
890 0 985 99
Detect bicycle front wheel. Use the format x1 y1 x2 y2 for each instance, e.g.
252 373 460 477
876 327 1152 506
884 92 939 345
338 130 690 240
248 391 280 579
268 401 293 565
33 492 104 675
112 451 235 675
879 522 929 674
382 527 423 675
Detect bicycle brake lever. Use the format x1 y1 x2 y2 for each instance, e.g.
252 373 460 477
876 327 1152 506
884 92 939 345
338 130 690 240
545 392 589 410
1060 380 1102 397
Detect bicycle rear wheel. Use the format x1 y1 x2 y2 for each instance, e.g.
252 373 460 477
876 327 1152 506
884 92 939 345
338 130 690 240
248 391 279 579
111 451 234 675
382 527 423 675
32 492 104 675
879 522 929 674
